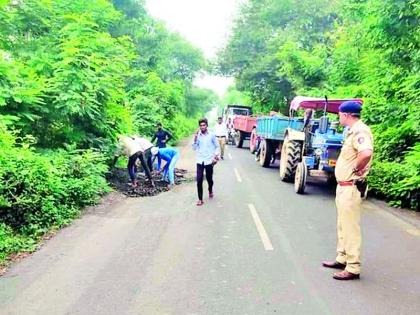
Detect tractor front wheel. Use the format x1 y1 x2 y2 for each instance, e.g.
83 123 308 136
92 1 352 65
294 161 307 194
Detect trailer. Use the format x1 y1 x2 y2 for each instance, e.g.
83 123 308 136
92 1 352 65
255 115 304 168
233 115 257 148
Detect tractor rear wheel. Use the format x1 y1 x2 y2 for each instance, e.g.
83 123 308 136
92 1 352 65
294 161 307 194
279 138 302 182
259 139 272 167
235 131 244 148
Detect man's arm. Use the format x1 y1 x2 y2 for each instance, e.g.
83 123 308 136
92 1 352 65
354 150 373 176
156 155 162 171
212 134 221 158
165 130 173 141
111 143 125 168
151 133 157 143
192 129 200 151
352 130 373 176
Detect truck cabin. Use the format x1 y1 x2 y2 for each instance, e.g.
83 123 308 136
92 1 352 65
224 105 253 121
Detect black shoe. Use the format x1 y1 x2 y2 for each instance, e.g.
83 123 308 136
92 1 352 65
322 261 346 269
333 270 360 280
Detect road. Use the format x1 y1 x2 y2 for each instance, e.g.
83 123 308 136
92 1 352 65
1 141 420 315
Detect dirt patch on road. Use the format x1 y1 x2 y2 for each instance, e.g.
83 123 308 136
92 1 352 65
107 168 191 197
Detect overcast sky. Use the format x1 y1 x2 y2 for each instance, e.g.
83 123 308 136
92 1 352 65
146 0 242 97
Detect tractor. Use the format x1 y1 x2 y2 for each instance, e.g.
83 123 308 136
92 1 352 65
289 96 363 194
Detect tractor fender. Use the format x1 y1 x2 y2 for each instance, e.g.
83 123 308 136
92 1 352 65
284 128 305 142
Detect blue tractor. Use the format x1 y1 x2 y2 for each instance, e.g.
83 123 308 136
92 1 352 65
285 96 363 194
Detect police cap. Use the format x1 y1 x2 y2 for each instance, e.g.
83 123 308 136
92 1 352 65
339 101 362 115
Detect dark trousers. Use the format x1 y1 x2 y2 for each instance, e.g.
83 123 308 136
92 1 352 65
196 163 214 201
128 149 153 183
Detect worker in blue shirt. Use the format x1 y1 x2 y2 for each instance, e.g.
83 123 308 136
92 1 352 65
151 146 180 189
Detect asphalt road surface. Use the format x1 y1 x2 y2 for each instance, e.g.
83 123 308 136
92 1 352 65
1 141 419 315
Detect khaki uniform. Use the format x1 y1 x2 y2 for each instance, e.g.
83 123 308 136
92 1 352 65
214 122 227 158
334 120 373 274
217 137 226 158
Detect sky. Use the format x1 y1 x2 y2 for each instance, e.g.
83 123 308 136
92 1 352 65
146 0 242 97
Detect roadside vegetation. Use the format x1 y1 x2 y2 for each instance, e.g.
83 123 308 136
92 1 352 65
217 0 419 210
0 0 217 264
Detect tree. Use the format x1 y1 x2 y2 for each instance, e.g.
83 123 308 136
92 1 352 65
218 0 419 209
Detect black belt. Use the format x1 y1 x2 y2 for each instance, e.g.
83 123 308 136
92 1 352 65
216 136 226 138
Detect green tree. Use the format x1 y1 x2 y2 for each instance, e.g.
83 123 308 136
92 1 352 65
218 0 419 209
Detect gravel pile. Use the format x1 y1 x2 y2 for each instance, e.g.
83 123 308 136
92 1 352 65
107 168 188 197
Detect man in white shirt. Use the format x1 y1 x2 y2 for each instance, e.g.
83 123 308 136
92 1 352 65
118 135 155 188
192 118 220 206
133 135 154 175
214 116 228 160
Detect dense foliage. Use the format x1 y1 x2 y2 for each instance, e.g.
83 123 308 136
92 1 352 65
0 0 216 263
218 0 419 210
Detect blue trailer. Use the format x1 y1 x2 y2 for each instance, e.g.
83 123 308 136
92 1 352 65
255 115 305 169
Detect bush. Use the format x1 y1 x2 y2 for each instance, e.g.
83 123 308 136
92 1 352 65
0 223 35 262
369 143 420 210
0 146 110 236
0 124 111 265
168 113 198 142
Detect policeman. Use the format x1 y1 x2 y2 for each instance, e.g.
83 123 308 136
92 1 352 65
322 101 373 280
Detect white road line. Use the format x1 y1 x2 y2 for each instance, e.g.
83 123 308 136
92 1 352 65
248 204 274 251
233 168 242 182
228 153 233 160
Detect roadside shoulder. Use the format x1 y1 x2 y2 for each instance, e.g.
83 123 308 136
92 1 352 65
366 198 420 230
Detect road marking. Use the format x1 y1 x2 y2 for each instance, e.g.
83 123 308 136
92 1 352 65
228 153 233 160
233 168 242 182
248 204 274 251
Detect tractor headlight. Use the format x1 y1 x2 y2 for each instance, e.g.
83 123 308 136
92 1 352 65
315 148 323 156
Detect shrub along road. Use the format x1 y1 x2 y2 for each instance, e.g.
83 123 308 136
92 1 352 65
0 141 419 315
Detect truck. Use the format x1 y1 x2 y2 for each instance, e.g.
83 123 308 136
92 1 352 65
232 115 257 148
223 105 254 148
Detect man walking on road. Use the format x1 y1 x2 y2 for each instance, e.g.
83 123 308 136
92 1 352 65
193 118 220 206
214 116 228 159
322 101 373 281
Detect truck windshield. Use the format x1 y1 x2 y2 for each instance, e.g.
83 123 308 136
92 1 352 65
231 108 249 116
